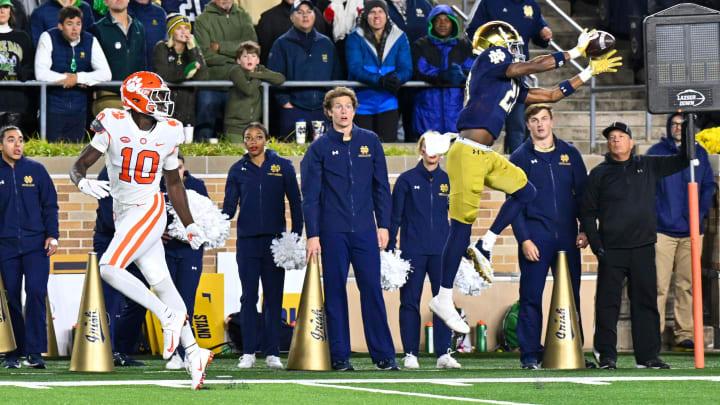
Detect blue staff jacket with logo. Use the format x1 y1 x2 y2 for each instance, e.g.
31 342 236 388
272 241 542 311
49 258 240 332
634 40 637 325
509 136 587 244
388 161 450 255
301 125 391 238
0 156 59 256
222 149 303 238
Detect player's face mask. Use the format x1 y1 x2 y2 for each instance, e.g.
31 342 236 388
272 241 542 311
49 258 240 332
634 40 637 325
506 39 525 62
148 89 175 117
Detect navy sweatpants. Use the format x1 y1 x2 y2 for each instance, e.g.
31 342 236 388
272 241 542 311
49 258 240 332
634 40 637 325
399 253 451 357
320 229 395 363
236 236 285 356
0 244 49 356
517 239 583 364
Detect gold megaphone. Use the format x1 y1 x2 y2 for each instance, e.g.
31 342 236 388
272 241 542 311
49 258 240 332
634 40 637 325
69 253 115 372
286 255 331 371
542 251 585 369
0 273 17 353
42 296 59 358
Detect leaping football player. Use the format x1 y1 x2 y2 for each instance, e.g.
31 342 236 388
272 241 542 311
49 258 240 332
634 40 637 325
429 21 622 333
70 71 213 390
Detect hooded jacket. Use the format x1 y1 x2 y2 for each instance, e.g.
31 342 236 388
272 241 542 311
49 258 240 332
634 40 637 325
346 17 412 115
411 5 473 134
194 2 257 67
646 114 716 237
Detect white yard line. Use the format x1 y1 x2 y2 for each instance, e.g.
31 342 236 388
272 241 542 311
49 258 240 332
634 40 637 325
298 382 533 405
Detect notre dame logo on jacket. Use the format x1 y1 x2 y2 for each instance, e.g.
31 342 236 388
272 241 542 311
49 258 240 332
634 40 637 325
358 145 371 158
23 175 34 187
268 164 283 177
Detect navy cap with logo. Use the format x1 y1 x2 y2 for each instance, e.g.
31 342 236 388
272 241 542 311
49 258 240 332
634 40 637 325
292 0 314 12
602 121 632 139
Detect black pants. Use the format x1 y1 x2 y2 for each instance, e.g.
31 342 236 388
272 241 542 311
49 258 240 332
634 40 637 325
594 244 661 363
355 109 399 143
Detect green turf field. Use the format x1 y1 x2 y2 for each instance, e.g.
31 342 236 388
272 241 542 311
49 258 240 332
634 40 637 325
2 352 719 404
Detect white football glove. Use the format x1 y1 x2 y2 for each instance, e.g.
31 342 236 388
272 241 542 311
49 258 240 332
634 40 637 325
568 28 598 59
78 178 111 199
185 223 207 250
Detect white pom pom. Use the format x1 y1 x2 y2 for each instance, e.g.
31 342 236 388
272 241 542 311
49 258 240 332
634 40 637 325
166 189 231 249
454 258 492 296
380 250 412 291
270 232 307 271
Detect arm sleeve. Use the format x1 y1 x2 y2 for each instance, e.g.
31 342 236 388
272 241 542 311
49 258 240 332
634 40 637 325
571 148 589 230
412 41 441 84
77 37 112 85
284 162 304 235
301 144 323 238
34 32 66 82
221 166 240 220
229 66 257 96
394 34 413 82
372 137 392 229
40 167 60 240
388 175 407 251
530 9 550 48
249 65 286 85
346 33 381 85
580 173 603 254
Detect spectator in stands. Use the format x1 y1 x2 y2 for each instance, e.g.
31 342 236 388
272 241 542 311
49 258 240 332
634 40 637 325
320 0 361 76
35 6 110 142
153 13 208 126
346 0 411 142
256 0 330 64
194 0 256 141
160 0 208 22
386 0 431 45
0 126 59 369
160 153 208 370
267 0 341 141
411 4 472 136
9 0 29 35
647 113 716 352
466 0 552 154
128 0 166 69
89 0 146 115
222 122 303 369
30 0 93 46
211 41 285 142
0 0 34 131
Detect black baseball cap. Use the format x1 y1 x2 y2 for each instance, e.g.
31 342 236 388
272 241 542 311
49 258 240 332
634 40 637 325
602 121 632 139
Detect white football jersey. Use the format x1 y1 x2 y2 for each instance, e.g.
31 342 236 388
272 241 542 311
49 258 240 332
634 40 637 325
90 108 184 205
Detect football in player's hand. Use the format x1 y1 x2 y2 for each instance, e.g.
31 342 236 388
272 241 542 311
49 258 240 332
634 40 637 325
586 31 616 57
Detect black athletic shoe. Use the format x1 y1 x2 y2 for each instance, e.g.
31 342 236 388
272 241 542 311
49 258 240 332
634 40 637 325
585 359 598 369
4 355 20 369
331 360 355 371
598 359 616 370
113 352 145 367
636 358 670 369
673 339 694 352
23 353 46 369
375 359 400 371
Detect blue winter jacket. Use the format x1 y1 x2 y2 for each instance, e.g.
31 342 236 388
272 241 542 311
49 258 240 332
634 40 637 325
510 136 587 244
128 0 167 69
301 125 391 238
222 149 303 238
388 161 450 255
267 27 341 111
346 23 413 115
466 0 549 59
386 0 433 44
411 5 474 134
646 131 716 237
0 156 59 257
30 0 95 46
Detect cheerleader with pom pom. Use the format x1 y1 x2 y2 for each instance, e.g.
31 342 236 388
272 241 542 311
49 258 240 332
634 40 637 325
388 132 459 369
221 123 303 370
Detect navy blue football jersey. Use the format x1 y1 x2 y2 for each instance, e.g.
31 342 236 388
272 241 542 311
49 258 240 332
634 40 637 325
456 46 529 138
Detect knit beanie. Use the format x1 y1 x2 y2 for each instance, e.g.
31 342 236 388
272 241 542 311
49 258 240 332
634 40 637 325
362 0 388 19
166 13 191 38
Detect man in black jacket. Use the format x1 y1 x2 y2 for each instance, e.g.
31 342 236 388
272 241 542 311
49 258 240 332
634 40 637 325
581 121 688 370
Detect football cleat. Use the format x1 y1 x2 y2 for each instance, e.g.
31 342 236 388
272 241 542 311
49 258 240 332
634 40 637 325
162 310 187 360
165 352 185 370
187 348 214 390
429 295 470 334
467 244 494 284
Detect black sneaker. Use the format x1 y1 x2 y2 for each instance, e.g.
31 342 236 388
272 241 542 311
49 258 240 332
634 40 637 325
585 359 598 369
375 359 400 371
331 360 355 371
598 359 616 370
521 362 539 370
636 358 670 369
4 355 20 369
23 353 46 369
673 339 694 352
113 352 145 367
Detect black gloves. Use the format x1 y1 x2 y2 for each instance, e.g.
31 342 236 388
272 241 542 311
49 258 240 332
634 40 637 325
378 73 402 94
440 63 467 85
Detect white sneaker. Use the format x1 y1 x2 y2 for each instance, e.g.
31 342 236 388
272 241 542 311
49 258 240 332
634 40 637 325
429 295 470 334
186 347 214 390
403 353 419 369
162 310 186 360
437 352 462 369
165 352 185 370
467 245 494 284
237 353 256 368
266 355 284 369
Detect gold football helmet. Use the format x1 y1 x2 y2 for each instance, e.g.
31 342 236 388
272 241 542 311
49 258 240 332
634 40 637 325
472 21 525 62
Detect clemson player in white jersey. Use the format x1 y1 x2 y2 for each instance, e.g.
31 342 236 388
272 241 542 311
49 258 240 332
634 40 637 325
70 71 212 390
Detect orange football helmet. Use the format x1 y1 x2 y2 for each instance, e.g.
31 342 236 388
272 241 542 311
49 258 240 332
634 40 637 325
121 71 175 119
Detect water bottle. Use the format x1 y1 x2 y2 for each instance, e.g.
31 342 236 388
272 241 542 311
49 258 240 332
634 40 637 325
476 320 487 352
425 321 434 354
295 119 307 144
